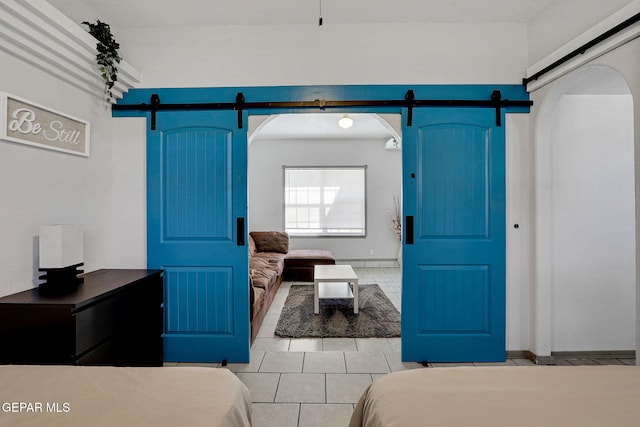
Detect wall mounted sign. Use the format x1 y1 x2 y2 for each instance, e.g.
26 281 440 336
0 92 90 157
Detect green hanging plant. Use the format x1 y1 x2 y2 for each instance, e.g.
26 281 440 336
82 19 122 103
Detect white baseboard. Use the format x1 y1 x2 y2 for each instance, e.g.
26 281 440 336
515 350 637 365
336 259 400 268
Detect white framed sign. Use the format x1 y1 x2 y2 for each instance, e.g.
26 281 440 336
0 92 90 157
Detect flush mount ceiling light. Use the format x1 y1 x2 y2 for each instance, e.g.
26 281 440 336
338 114 353 129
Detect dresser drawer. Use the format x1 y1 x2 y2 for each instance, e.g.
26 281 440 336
75 274 162 356
0 305 76 364
76 320 162 366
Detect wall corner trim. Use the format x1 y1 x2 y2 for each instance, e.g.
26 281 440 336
0 0 141 101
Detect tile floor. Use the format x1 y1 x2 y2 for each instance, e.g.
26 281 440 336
236 267 409 427
170 267 636 427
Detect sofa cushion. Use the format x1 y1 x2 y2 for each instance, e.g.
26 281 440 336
283 249 336 281
250 268 275 290
284 249 335 267
250 253 284 290
254 252 285 272
251 252 285 273
250 231 289 254
250 256 271 271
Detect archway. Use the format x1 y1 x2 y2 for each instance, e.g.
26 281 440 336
534 65 636 359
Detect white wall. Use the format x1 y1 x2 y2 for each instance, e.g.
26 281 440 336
0 50 117 297
111 117 147 268
550 94 635 351
117 22 527 87
248 137 401 261
506 114 532 351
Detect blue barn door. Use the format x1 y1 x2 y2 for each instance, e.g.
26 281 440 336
401 108 505 362
147 110 249 363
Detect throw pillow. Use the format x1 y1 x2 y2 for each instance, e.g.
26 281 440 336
250 231 289 254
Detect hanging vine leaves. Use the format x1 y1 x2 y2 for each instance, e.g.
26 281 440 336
82 19 122 103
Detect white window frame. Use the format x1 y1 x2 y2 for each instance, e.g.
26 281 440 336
283 166 367 237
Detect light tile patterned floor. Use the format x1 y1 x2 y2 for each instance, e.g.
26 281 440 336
173 267 635 427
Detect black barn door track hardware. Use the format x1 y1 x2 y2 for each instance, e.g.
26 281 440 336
523 12 639 86
112 89 533 130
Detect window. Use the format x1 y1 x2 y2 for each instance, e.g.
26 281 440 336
284 166 366 237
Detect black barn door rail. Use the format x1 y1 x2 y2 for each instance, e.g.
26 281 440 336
112 89 533 130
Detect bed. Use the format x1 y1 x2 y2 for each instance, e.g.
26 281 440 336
349 365 640 427
0 365 251 427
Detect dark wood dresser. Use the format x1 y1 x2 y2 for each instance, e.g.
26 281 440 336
0 269 163 366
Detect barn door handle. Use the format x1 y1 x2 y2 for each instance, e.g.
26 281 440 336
405 216 414 245
236 218 245 246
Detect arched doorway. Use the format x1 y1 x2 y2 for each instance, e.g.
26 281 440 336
534 65 636 359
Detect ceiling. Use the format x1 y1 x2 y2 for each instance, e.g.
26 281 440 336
49 0 559 28
251 113 397 141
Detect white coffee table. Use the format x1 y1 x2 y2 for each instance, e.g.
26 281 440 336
314 264 359 314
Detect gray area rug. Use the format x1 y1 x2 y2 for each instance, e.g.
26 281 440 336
274 284 401 338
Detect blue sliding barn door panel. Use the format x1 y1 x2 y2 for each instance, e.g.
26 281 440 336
148 111 249 363
402 108 505 362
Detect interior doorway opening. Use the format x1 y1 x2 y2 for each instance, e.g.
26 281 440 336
247 112 403 339
536 65 636 356
248 113 402 258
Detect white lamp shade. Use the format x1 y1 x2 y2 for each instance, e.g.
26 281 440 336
39 225 84 269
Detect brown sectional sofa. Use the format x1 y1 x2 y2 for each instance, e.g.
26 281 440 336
283 249 337 282
249 231 335 343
